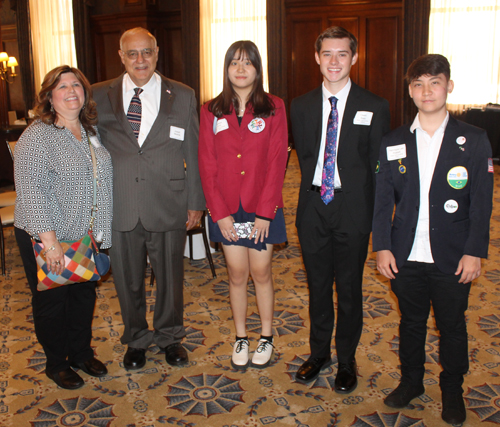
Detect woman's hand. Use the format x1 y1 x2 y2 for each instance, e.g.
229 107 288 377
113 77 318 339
39 231 65 275
217 216 238 242
251 217 270 244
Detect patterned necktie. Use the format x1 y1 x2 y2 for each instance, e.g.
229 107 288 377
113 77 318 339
127 87 143 139
321 96 338 204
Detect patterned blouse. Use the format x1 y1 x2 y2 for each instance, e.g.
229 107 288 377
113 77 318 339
14 120 113 249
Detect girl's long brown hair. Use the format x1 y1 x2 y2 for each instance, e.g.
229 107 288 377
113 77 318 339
209 40 275 119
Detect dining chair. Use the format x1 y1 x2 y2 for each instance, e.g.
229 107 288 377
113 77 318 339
0 191 16 208
150 211 216 286
0 205 15 275
6 140 17 161
1 140 17 208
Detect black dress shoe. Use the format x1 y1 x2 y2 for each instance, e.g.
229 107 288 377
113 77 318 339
442 392 466 425
71 357 108 377
295 357 331 384
334 360 358 394
46 368 84 390
123 347 146 370
164 342 188 366
384 382 425 408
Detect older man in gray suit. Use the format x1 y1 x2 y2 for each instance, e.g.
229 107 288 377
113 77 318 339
92 27 205 370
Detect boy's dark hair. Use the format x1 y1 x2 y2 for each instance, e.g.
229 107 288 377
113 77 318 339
315 26 357 55
406 54 450 84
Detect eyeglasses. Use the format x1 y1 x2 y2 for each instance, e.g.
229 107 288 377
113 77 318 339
123 49 155 60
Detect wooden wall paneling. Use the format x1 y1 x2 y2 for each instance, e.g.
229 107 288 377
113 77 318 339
267 0 287 104
403 0 430 124
91 10 182 84
366 14 402 128
286 15 323 106
1 24 23 117
180 0 200 104
160 11 182 82
285 1 404 128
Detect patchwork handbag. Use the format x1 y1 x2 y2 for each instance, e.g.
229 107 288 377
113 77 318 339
33 232 101 290
33 138 110 291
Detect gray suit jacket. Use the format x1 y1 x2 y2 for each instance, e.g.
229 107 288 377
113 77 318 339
92 72 205 232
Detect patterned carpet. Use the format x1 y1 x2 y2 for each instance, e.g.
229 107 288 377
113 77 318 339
1 149 500 426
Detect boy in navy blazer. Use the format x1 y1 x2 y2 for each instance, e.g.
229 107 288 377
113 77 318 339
372 54 493 425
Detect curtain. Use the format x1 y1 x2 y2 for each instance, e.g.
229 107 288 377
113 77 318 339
429 0 500 113
29 0 77 91
199 0 268 104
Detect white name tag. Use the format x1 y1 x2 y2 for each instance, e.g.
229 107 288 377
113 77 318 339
387 144 407 161
170 126 185 141
89 135 101 148
215 118 229 134
353 111 373 126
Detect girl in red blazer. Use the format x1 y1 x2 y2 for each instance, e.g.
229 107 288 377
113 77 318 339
199 41 288 370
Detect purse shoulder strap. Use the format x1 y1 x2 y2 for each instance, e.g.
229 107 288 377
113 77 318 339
88 137 98 232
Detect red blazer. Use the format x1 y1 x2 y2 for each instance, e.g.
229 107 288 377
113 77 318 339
199 94 288 222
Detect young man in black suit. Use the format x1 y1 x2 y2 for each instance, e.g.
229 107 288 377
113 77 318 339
290 26 390 392
373 54 493 425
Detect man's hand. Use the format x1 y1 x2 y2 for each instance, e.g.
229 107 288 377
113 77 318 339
455 255 481 283
376 250 398 279
186 210 203 230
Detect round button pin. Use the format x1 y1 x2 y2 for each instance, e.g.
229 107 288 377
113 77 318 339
447 166 468 189
456 136 466 145
444 199 458 213
248 118 266 133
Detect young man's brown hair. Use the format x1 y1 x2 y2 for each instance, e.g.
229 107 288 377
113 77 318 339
315 26 357 55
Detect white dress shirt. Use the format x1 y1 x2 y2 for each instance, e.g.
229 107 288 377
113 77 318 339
312 80 352 188
408 112 449 263
122 72 161 147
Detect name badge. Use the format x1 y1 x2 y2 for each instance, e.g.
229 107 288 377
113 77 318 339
170 126 185 141
89 135 101 148
353 111 373 126
215 118 229 135
386 144 407 161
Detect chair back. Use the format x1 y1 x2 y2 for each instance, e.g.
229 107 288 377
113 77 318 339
6 140 17 161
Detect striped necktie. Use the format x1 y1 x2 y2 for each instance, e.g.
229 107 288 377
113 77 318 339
127 87 143 139
321 96 338 204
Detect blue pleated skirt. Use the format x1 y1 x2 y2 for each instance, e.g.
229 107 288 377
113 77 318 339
208 203 287 251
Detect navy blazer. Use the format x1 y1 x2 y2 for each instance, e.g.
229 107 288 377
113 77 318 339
372 116 493 274
291 82 391 233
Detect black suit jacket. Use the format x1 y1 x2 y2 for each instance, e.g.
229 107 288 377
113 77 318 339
372 116 493 274
291 82 391 233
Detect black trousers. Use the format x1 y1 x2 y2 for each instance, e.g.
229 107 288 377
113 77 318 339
391 261 471 393
15 227 96 374
297 191 369 363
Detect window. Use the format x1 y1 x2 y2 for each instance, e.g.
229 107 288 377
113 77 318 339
429 0 500 112
200 0 268 104
30 0 77 91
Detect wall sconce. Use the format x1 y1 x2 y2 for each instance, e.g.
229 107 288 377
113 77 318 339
0 52 18 84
